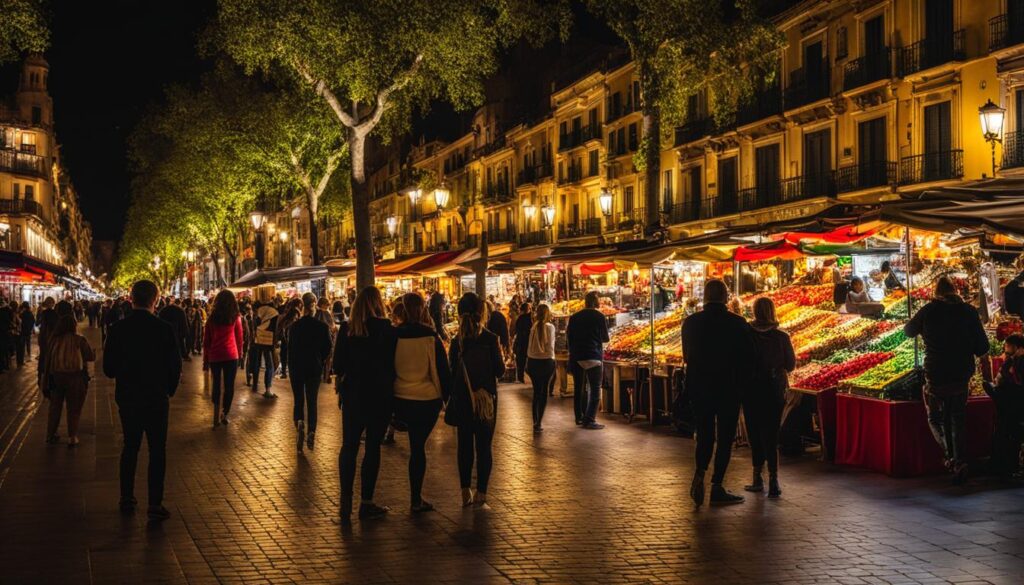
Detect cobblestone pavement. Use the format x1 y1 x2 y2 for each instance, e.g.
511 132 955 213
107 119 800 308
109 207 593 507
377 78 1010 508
1 326 1023 584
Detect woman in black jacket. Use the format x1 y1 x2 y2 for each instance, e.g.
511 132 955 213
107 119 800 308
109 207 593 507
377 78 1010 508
333 286 397 523
511 302 532 383
743 297 795 498
287 293 333 452
449 293 506 508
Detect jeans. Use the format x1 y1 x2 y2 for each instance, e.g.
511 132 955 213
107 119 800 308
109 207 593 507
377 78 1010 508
290 374 321 433
249 346 275 391
339 392 390 504
924 388 969 464
393 398 442 505
526 358 555 427
210 360 238 413
694 392 741 484
743 398 783 475
119 402 169 506
571 362 603 424
458 403 496 493
46 372 89 438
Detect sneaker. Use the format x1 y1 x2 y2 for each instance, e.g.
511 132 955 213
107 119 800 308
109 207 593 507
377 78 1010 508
296 421 305 452
119 497 137 515
709 484 745 505
582 422 605 430
358 503 391 520
147 505 171 521
45 434 60 445
67 436 80 448
306 431 315 451
690 473 705 507
411 500 435 514
744 471 764 493
533 425 543 433
263 390 276 399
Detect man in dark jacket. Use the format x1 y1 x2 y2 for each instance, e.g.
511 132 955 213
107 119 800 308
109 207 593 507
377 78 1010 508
984 334 1024 477
512 303 532 383
0 302 12 373
485 301 510 355
904 276 989 484
35 297 58 382
682 279 756 506
159 297 191 361
567 291 610 430
103 280 182 520
286 294 333 451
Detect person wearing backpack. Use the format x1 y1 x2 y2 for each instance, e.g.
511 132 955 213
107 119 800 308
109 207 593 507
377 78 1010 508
447 293 505 508
250 303 279 398
43 314 96 446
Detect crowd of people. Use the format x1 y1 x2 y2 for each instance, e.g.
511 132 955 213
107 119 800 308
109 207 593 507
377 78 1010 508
8 266 1022 522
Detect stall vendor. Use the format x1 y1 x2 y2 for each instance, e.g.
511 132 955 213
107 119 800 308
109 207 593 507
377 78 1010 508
843 277 882 316
983 334 1024 477
879 261 905 291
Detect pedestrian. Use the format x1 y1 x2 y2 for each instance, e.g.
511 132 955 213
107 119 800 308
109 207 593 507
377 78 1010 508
276 298 301 379
41 314 95 446
288 293 333 451
316 297 337 382
102 280 182 521
203 289 244 428
101 298 122 347
159 297 191 361
526 303 556 432
334 286 397 523
428 291 449 342
512 302 532 383
682 279 755 506
240 303 253 381
448 293 505 508
7 300 20 367
567 291 610 430
18 302 34 365
879 260 904 291
332 299 345 326
743 297 795 498
904 275 989 484
393 292 451 513
0 301 13 372
250 303 279 398
486 300 510 355
983 333 1024 478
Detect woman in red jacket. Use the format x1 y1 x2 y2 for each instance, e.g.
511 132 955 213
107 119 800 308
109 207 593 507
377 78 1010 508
204 290 244 428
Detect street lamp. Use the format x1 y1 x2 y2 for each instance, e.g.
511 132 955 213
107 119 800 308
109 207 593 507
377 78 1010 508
434 182 451 210
541 202 555 228
599 187 614 217
249 210 266 231
278 230 290 268
386 214 400 237
979 99 1006 178
523 201 536 220
249 210 267 269
407 188 422 205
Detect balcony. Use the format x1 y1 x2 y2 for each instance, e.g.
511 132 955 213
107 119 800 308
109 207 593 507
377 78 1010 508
558 218 603 239
0 198 45 218
557 165 586 185
898 150 964 186
518 230 549 247
1002 131 1024 170
784 66 831 110
780 172 836 201
665 203 697 224
834 161 897 193
557 125 602 152
673 117 714 147
735 85 783 126
481 182 513 205
467 225 516 248
516 163 553 186
614 207 646 229
605 100 639 124
896 30 965 77
473 136 508 158
990 10 1024 52
843 49 891 91
0 149 47 179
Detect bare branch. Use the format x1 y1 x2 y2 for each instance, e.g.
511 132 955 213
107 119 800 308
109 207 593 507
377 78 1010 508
356 53 424 135
293 59 358 128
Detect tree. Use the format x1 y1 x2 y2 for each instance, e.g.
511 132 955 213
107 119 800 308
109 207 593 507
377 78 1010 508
586 0 783 232
214 0 569 289
0 0 48 64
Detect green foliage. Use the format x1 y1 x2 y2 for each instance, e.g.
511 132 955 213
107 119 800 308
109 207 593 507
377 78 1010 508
0 0 48 64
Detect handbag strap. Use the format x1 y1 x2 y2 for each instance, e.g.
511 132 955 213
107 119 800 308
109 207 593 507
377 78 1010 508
458 336 474 391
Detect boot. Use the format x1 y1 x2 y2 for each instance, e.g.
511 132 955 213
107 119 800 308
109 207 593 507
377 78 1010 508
213 405 221 429
306 431 315 451
744 468 764 493
296 420 305 452
690 470 706 507
709 484 744 505
461 488 474 507
339 491 353 524
767 474 781 498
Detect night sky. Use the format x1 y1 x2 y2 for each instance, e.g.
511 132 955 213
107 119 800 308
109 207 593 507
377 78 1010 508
35 1 617 244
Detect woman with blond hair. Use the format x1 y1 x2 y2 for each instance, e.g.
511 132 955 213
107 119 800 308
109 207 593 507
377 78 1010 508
334 286 396 523
525 303 556 432
743 296 795 498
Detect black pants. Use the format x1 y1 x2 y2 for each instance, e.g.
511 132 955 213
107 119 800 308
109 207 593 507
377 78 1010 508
393 398 441 505
290 373 321 432
119 403 169 506
279 341 289 377
743 398 783 475
249 346 275 390
514 346 528 382
990 409 1023 475
571 362 603 424
210 360 238 413
924 388 968 464
15 333 29 365
339 393 390 502
458 413 496 493
526 358 555 427
694 393 741 484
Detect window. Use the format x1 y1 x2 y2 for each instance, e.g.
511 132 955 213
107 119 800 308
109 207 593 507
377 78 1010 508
617 127 626 153
662 169 674 210
12 184 20 200
20 132 36 154
589 150 599 176
558 161 565 181
624 185 634 212
611 92 621 119
588 108 598 129
608 132 616 153
31 106 41 125
25 185 34 201
836 27 848 60
628 123 638 150
632 81 641 109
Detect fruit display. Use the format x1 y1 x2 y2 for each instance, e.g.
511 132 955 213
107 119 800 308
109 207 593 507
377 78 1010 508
791 352 894 391
797 319 898 362
995 318 1023 341
864 328 907 352
744 284 833 309
551 297 621 317
843 342 917 390
605 306 687 364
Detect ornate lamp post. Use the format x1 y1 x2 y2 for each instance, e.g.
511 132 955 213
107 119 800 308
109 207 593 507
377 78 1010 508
434 182 451 210
599 187 614 229
979 99 1006 178
249 210 266 269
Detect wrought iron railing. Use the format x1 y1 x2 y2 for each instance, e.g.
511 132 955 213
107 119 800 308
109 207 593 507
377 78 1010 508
843 49 891 91
780 172 835 201
1002 131 1024 170
673 117 715 146
558 125 602 152
518 230 549 247
0 149 46 178
736 85 783 126
834 161 897 193
516 163 553 186
784 66 832 110
990 9 1024 52
898 150 964 185
896 30 965 76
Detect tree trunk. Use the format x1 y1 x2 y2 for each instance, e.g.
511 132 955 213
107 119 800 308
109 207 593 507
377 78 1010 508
210 250 223 288
224 244 237 284
306 201 321 266
350 132 375 290
639 60 661 233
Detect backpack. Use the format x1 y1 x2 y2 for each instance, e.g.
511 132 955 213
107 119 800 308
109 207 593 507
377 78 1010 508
50 335 85 373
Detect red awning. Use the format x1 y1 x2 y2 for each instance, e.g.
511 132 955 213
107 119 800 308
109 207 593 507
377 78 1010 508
734 241 804 262
405 250 466 275
781 224 879 245
579 262 616 275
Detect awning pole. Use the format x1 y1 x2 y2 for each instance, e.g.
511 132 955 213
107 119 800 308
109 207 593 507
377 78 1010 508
905 226 919 367
650 264 656 373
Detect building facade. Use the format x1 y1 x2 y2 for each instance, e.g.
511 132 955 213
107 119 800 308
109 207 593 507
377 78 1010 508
0 55 94 301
